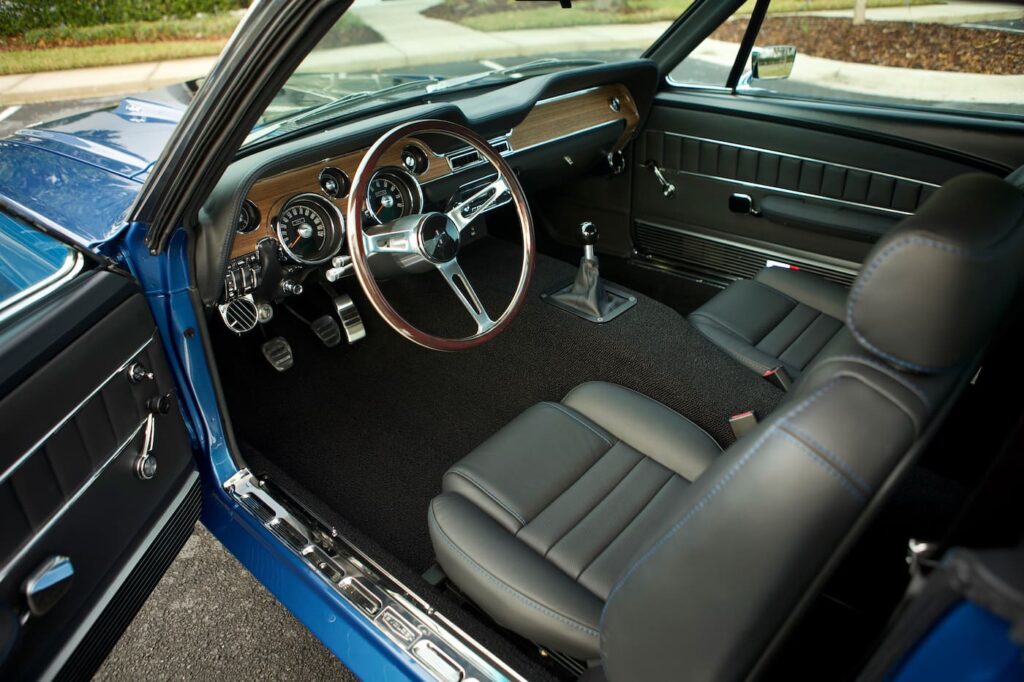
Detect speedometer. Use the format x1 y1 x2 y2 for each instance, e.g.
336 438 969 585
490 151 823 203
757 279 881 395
276 194 344 264
366 168 423 224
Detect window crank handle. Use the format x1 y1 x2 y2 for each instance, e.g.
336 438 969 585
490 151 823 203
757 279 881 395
646 161 676 198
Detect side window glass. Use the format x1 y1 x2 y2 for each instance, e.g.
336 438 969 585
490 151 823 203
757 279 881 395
0 211 77 310
668 13 752 88
738 7 1024 117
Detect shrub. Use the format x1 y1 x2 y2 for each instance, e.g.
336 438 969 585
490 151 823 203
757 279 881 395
0 0 248 37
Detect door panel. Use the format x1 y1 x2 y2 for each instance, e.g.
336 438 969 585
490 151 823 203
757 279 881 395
627 92 1024 287
0 269 197 680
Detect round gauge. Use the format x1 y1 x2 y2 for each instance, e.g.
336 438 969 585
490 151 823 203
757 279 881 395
237 200 260 234
319 166 349 199
366 168 423 224
401 145 429 175
276 194 344 264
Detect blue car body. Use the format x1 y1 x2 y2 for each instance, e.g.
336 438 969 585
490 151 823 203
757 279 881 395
0 94 433 681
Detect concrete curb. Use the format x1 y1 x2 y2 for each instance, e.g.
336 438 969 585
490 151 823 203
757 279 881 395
693 39 1024 105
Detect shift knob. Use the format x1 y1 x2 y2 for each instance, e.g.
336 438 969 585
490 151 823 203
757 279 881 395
580 221 598 245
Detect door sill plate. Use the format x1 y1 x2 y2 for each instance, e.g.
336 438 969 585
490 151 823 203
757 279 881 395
225 470 525 682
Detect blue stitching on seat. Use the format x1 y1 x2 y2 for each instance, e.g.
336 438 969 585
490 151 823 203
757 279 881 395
814 354 931 408
780 421 872 495
430 503 601 638
846 236 981 373
775 430 866 502
599 377 849 636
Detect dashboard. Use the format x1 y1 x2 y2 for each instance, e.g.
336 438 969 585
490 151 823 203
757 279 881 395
198 61 658 315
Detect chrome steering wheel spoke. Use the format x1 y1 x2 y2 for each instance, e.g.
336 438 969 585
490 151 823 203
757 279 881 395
448 176 510 232
363 218 419 255
436 258 495 334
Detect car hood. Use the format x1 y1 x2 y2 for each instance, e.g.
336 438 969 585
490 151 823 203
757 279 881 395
0 92 188 247
9 94 187 180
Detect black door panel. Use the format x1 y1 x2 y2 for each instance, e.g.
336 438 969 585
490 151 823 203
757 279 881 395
0 270 196 679
627 93 1022 285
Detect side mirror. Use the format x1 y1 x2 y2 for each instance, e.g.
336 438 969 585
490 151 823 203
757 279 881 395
751 45 796 80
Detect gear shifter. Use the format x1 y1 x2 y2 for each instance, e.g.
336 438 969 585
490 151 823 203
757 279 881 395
543 221 636 323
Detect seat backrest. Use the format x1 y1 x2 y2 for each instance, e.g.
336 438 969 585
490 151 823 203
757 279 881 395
599 174 1024 681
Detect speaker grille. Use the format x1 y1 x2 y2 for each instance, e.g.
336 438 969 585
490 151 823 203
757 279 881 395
634 222 857 287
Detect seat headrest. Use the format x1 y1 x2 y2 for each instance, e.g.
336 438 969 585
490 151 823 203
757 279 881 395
847 173 1024 373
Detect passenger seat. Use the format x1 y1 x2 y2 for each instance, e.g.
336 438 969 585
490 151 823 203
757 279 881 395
689 266 857 379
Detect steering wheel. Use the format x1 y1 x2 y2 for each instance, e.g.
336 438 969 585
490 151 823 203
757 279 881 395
346 119 535 351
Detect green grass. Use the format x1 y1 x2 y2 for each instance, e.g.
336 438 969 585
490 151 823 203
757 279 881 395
0 13 379 75
0 41 228 75
433 0 935 32
19 13 242 47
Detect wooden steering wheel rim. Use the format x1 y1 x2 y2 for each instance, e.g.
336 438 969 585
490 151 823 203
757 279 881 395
346 119 535 351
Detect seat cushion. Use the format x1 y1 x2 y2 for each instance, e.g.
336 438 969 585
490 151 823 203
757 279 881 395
689 267 856 378
428 382 721 659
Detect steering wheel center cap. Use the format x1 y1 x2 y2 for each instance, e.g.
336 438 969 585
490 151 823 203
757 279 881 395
418 213 460 263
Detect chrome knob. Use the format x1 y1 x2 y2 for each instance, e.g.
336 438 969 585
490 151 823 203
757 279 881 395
580 221 598 245
281 279 303 296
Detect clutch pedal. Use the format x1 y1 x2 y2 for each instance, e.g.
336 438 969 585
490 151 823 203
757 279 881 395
311 315 342 348
261 336 294 372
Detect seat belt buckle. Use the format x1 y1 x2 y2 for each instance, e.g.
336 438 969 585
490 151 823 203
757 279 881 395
763 366 792 391
729 411 758 439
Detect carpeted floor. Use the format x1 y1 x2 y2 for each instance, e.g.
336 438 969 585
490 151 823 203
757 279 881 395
213 237 784 572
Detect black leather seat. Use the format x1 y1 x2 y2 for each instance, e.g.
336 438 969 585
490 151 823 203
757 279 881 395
429 381 722 658
429 173 1024 680
689 266 857 379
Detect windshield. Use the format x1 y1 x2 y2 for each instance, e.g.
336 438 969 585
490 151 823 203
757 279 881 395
248 0 675 143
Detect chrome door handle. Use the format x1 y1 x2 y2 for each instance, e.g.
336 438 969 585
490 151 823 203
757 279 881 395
23 555 74 620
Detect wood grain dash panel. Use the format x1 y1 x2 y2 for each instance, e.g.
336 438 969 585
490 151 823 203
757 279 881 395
507 83 638 153
231 83 639 260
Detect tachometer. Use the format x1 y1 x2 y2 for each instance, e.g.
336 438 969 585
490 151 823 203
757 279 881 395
366 168 422 224
276 194 344 264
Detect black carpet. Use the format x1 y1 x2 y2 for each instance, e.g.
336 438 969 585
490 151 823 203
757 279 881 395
214 237 784 572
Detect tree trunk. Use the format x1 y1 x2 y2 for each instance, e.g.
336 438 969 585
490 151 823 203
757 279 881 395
853 0 867 25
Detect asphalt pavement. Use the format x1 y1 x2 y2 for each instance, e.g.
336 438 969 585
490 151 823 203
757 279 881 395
94 523 357 682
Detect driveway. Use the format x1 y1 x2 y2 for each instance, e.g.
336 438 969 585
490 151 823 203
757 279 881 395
94 524 357 682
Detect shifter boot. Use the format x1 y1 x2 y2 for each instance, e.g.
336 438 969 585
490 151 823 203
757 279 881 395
550 256 610 319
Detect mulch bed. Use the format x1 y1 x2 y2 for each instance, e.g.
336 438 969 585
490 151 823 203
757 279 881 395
712 16 1024 75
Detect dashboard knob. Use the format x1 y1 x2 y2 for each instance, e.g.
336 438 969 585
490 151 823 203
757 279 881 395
281 279 303 296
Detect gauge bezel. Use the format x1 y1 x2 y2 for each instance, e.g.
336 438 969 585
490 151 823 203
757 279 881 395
237 199 261 234
365 167 424 225
275 193 345 265
318 166 350 199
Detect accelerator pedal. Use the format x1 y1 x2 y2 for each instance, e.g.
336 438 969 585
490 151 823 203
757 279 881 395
311 315 342 348
261 336 294 372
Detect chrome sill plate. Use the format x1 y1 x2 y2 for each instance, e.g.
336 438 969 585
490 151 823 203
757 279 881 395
226 470 526 682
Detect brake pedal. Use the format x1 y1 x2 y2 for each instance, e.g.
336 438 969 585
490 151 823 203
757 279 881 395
261 336 294 372
311 315 342 348
332 294 366 344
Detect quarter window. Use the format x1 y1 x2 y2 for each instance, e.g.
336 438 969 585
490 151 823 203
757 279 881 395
0 211 77 311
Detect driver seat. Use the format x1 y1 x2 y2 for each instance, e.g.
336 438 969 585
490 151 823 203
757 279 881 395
428 174 1024 679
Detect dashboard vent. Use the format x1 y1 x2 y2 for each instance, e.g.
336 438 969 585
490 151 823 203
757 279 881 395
447 138 510 171
219 296 259 334
634 222 858 288
448 149 480 171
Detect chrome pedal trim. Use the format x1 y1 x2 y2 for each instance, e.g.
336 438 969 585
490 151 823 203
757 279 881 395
226 470 526 682
332 294 366 344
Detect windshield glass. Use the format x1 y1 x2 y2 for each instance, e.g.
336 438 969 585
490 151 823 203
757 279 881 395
249 0 678 143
